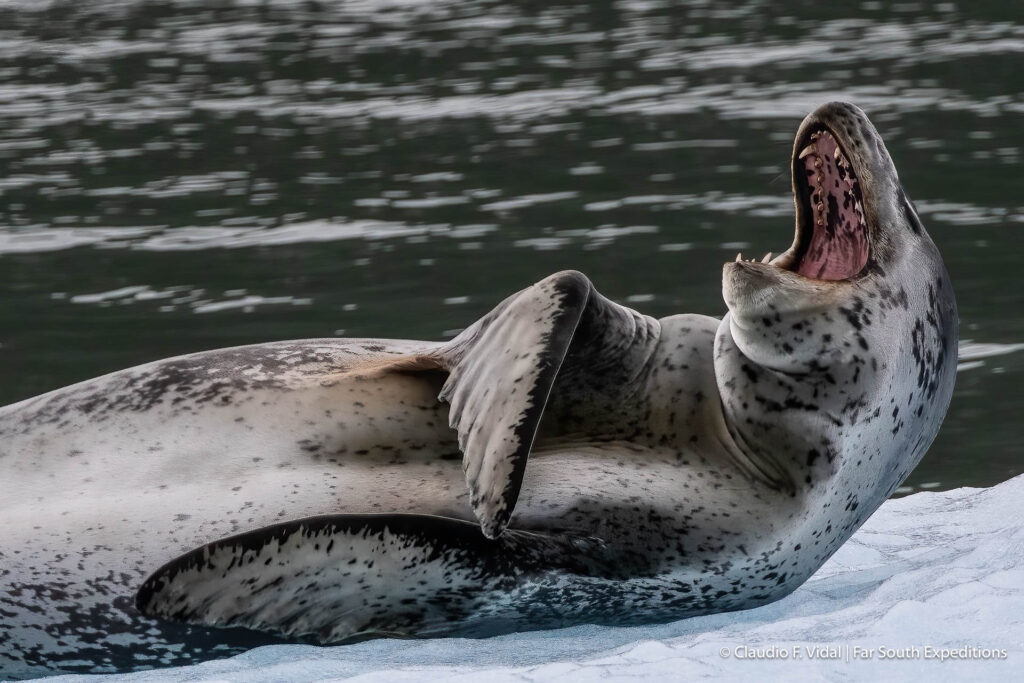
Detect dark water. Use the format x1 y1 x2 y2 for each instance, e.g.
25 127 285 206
0 0 1020 494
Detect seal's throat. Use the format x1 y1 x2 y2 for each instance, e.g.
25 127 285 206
793 129 869 280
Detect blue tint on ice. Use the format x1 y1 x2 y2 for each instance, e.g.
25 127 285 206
36 475 1024 682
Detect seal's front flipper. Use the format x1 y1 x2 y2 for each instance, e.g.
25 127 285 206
435 270 661 539
136 514 607 642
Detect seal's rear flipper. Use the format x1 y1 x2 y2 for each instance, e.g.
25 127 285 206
136 514 605 641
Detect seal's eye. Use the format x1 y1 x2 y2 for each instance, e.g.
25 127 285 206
792 129 869 280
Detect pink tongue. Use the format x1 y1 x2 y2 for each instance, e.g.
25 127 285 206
797 132 868 280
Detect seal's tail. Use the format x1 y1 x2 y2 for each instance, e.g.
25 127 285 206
135 514 610 641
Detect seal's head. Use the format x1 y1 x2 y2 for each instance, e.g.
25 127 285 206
715 101 957 514
722 101 954 374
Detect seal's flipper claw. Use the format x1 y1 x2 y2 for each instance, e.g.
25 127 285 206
437 270 660 538
135 513 606 641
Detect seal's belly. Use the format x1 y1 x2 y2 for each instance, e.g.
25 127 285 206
0 366 470 580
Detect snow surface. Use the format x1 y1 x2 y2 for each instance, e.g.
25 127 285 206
39 475 1024 683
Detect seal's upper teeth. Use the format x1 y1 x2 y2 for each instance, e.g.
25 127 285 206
762 252 772 263
798 144 816 160
834 146 842 160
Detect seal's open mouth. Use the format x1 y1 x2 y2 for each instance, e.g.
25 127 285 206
735 125 871 282
789 128 869 280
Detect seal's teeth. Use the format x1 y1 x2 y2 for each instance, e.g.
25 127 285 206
798 144 816 160
762 252 772 263
736 252 742 262
834 146 842 160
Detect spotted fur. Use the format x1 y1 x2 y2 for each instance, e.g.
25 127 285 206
0 103 956 678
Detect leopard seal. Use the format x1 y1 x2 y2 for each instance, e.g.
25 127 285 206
0 102 956 679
